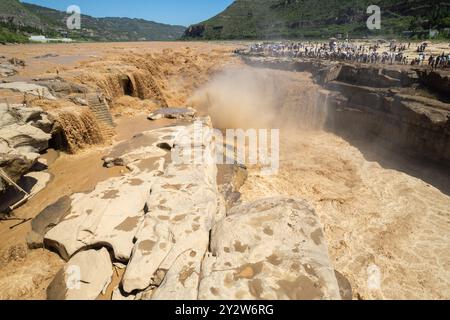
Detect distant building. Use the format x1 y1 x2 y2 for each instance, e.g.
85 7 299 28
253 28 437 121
429 29 439 38
29 35 74 43
29 35 47 42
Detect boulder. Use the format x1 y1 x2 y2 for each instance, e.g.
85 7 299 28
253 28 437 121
198 198 342 300
11 106 45 123
148 107 196 121
32 113 54 134
0 142 40 184
8 58 25 67
0 123 51 153
47 248 113 300
0 64 17 77
34 54 59 59
0 104 52 129
26 196 72 249
417 69 450 98
335 270 353 300
0 82 56 100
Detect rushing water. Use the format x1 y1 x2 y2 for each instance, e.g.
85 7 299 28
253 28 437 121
194 65 450 300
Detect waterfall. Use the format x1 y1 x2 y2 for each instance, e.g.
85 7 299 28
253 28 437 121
52 108 105 154
278 86 329 131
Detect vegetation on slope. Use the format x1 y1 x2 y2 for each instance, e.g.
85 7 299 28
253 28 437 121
184 0 450 40
0 0 186 42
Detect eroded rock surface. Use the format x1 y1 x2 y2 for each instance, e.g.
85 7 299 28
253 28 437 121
0 56 23 78
0 104 54 194
47 248 112 300
217 163 248 210
103 126 185 169
44 159 165 262
26 196 72 249
41 116 341 300
242 55 450 166
0 82 56 100
199 197 341 300
44 122 203 264
148 107 197 120
123 118 222 298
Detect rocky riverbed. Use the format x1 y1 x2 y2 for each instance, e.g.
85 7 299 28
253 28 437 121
0 42 449 300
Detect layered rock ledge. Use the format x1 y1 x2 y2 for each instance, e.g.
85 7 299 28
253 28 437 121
241 55 450 167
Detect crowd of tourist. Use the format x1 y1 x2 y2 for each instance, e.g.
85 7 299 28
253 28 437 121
248 40 450 69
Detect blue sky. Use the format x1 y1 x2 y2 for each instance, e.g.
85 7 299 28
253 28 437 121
22 0 234 26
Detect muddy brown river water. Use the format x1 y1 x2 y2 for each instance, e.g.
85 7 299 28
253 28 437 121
197 65 450 300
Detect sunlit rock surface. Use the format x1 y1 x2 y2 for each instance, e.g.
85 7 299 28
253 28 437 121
47 248 112 300
199 197 341 300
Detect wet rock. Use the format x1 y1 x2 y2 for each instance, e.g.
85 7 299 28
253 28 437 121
26 231 44 250
0 82 56 100
32 113 54 134
335 270 353 300
23 171 51 193
26 196 72 249
47 248 113 300
70 96 88 106
198 197 341 300
148 107 196 120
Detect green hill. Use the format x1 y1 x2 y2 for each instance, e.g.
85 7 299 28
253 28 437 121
0 0 186 43
184 0 450 40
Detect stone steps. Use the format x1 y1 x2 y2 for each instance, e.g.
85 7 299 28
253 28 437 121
84 93 115 138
